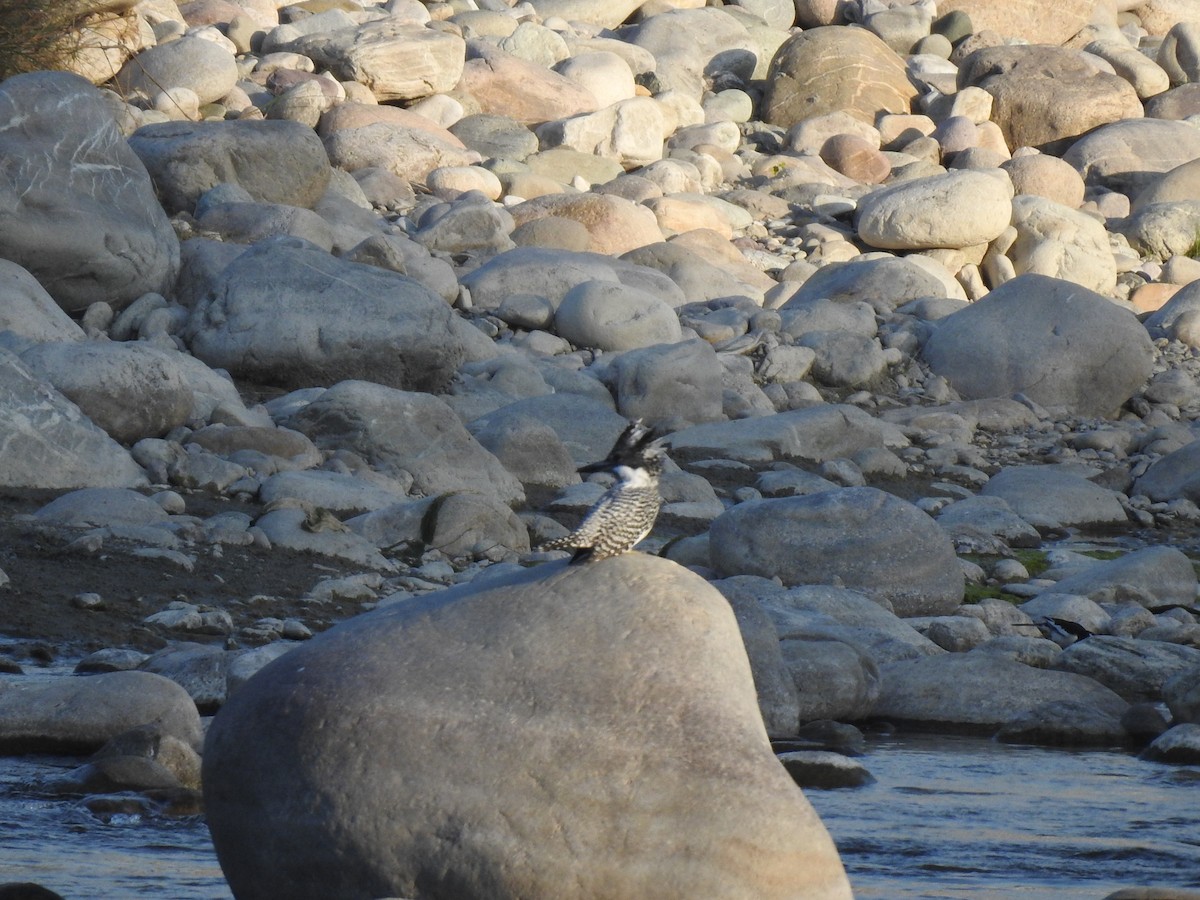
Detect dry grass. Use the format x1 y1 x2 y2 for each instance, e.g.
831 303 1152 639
0 0 108 82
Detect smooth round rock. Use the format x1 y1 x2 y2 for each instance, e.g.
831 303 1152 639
921 273 1154 417
709 487 965 616
855 169 1014 250
554 279 683 352
203 556 853 900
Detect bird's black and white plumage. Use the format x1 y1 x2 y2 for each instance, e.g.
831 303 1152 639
1034 616 1093 648
539 419 667 564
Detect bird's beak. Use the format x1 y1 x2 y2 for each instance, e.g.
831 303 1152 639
577 460 609 474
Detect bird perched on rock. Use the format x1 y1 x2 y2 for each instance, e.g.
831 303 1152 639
538 419 667 564
1034 616 1093 648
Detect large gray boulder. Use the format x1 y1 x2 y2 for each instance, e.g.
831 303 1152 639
980 465 1129 531
467 393 626 469
128 119 332 215
668 404 888 463
0 671 202 753
714 581 803 737
922 274 1153 417
873 653 1129 731
763 585 944 665
1134 438 1200 503
709 487 964 617
19 341 195 443
203 555 853 900
0 349 147 489
460 247 684 312
0 260 85 343
185 240 476 393
762 26 916 128
0 72 179 312
607 339 724 432
1052 637 1200 702
780 256 957 314
283 380 525 507
1040 546 1198 608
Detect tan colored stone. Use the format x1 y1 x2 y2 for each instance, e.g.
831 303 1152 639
1002 154 1087 208
963 45 1143 151
645 196 732 239
877 113 936 149
1064 118 1200 195
323 112 481 183
501 172 571 201
786 110 881 154
525 148 625 187
427 165 502 200
1131 281 1183 312
460 46 599 126
937 0 1095 43
793 0 846 27
535 97 665 169
319 102 466 143
750 154 858 190
554 51 635 109
525 0 645 28
507 192 662 254
1134 157 1200 213
763 26 916 128
820 134 891 184
290 20 465 103
1134 0 1200 36
668 229 778 291
1086 38 1171 98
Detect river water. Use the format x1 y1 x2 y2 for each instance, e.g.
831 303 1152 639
0 734 1196 898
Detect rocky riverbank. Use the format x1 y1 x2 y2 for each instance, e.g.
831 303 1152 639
3 0 1200 897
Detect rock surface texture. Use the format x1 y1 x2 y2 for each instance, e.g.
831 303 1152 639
203 556 852 900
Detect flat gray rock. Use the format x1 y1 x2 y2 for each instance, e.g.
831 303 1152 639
922 274 1153 417
779 637 881 723
873 653 1129 731
30 488 169 528
185 240 474 393
0 260 84 343
980 465 1128 531
253 506 397 571
19 341 195 444
1134 438 1200 503
607 339 724 432
461 246 684 311
996 699 1128 747
668 404 888 463
936 495 1042 549
203 555 852 900
709 487 965 617
467 393 626 469
781 256 953 314
1041 546 1198 608
0 349 147 489
128 119 332 215
283 380 524 507
0 72 179 312
0 671 202 754
1140 723 1200 764
760 585 943 665
349 493 531 559
1053 636 1200 702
